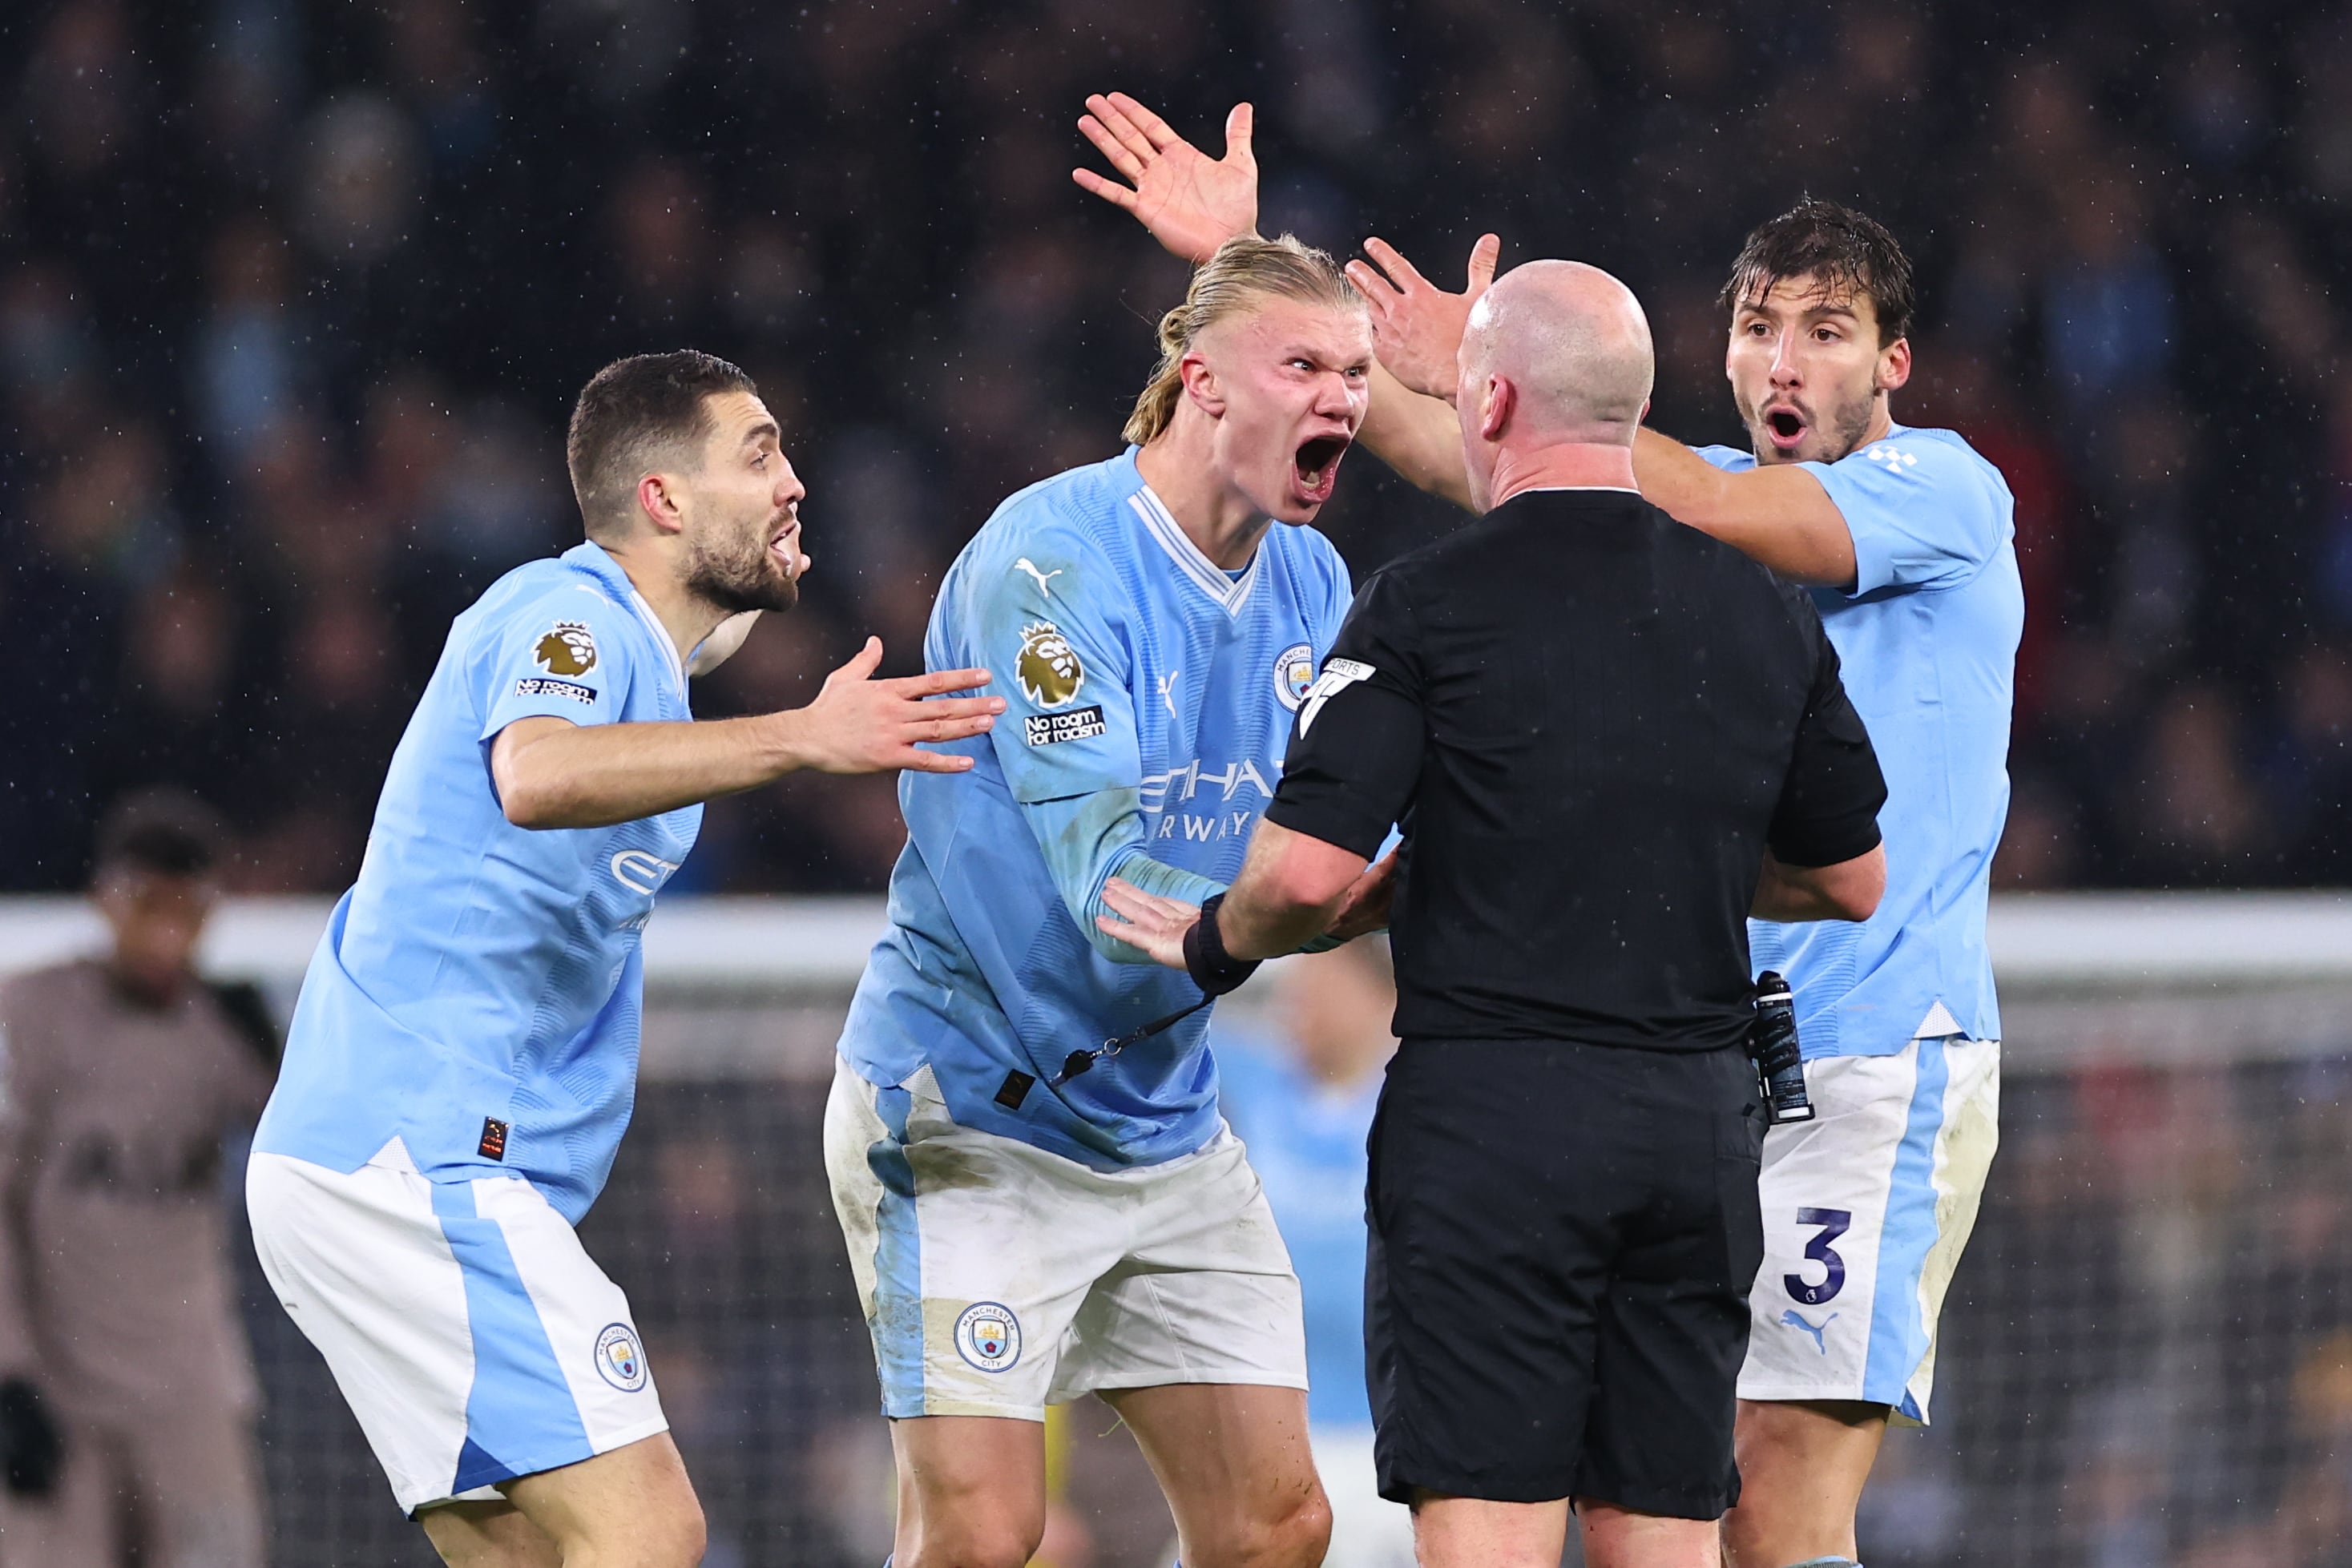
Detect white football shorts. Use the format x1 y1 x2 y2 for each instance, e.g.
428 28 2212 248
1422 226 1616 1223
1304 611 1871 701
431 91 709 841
246 1139 668 1514
1738 1030 2000 1425
825 1058 1308 1421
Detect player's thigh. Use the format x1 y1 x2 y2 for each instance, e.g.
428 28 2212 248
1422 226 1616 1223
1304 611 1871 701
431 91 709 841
826 1058 1113 1422
0 1410 122 1568
123 1402 268 1568
1056 1131 1307 1404
1103 1382 1328 1568
249 1151 673 1517
498 1430 704 1566
1740 1038 1999 1421
887 1413 1049 1568
418 1499 564 1568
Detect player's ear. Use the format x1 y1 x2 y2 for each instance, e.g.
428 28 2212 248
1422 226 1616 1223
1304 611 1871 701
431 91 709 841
1877 337 1912 395
636 471 688 538
1180 349 1225 416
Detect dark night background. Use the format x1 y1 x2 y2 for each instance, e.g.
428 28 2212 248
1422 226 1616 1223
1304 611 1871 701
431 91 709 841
5 0 2349 893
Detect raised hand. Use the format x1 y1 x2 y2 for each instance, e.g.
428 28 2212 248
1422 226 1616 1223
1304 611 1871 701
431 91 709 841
790 638 1003 775
1074 93 1258 265
1344 234 1503 400
1094 876 1197 971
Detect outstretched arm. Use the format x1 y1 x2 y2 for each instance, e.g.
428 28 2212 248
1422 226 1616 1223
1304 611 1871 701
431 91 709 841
1095 818 1377 969
1633 430 1859 587
491 638 1002 828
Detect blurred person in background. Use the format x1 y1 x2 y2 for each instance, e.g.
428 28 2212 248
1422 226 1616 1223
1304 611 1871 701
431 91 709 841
1216 944 1414 1568
0 788 276 1568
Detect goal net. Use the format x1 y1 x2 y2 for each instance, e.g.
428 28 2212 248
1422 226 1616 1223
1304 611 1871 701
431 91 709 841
6 890 2348 1566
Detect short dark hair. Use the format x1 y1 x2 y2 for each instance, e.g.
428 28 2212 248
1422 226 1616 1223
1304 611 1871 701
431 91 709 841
95 788 229 881
1718 199 1915 346
565 350 757 539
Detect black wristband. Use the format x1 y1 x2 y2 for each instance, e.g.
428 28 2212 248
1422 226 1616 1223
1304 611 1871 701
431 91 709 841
1182 893 1261 998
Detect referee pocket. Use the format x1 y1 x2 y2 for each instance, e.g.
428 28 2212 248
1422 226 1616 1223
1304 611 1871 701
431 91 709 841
1364 1080 1394 1232
1715 1073 1766 1291
1715 1115 1766 1294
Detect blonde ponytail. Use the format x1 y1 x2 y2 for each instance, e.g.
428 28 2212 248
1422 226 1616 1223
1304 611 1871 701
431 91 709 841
1123 233 1361 447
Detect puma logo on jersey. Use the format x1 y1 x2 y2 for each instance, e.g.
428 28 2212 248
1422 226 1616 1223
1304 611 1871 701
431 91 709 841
1012 558 1064 596
1780 1309 1837 1354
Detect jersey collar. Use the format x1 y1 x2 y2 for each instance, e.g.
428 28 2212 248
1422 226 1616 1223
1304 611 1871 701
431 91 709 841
1126 478 1265 618
563 539 687 694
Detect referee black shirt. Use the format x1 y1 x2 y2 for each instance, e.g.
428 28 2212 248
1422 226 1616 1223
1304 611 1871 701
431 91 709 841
1267 486 1886 1054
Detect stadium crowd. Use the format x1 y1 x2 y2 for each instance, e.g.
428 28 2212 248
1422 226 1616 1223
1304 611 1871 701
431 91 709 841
6 0 2350 893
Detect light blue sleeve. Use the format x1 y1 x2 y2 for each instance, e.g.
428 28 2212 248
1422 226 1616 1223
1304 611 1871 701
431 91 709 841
969 526 1140 805
1022 791 1227 965
474 582 638 740
965 523 1221 962
1802 435 2011 598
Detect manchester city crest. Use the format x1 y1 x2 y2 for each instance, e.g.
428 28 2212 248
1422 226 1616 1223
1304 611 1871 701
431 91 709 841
954 1301 1022 1373
1273 643 1316 711
594 1322 650 1392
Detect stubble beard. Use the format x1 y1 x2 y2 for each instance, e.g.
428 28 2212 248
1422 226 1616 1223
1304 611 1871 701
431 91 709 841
686 518 799 615
1744 381 1880 467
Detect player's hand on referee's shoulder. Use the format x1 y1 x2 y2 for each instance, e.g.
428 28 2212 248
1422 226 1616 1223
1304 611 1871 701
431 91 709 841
1344 235 1502 401
784 637 1003 775
1073 93 1257 265
1095 877 1196 970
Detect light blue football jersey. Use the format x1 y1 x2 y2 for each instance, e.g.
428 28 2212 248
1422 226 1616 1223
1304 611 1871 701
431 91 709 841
255 540 700 1223
1215 1032 1381 1428
837 449 1354 1167
1700 424 2023 1056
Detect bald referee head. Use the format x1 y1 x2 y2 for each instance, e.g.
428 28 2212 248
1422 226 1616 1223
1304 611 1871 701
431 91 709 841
1452 260 1656 512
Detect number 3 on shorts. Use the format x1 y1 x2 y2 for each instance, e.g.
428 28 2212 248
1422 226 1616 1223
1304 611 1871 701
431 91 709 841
1784 1207 1851 1307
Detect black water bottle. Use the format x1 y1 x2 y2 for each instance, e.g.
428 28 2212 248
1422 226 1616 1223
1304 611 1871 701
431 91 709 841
1750 971 1815 1125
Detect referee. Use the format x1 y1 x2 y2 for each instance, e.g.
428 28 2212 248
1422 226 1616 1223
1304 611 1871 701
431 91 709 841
1098 261 1887 1568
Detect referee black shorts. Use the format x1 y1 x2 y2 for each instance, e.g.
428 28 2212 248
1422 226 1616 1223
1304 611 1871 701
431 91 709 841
1367 1037 1765 1518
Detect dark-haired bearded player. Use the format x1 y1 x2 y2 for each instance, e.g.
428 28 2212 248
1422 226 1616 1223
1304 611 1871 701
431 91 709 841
1078 93 2019 1568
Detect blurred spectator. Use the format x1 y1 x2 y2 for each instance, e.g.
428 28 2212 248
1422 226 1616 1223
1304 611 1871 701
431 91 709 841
1216 945 1414 1568
2128 682 2279 885
0 789 275 1566
2263 640 2352 882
